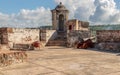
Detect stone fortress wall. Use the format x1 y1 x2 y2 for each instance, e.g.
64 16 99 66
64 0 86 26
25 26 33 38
0 28 57 49
96 30 120 52
97 30 120 43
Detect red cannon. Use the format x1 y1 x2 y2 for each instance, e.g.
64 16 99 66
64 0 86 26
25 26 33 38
76 39 94 49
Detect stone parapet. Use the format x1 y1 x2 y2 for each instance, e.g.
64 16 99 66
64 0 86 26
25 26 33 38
96 30 120 43
96 43 120 52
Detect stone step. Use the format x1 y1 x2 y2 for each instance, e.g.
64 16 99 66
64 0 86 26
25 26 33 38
57 32 67 36
46 41 67 46
54 37 67 40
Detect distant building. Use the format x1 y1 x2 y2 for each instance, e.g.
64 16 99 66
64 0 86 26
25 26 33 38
66 19 89 31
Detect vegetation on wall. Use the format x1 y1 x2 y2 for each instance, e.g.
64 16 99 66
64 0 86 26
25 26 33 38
89 24 120 31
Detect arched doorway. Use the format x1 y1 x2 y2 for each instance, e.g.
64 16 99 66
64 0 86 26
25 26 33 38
58 14 64 31
69 25 72 30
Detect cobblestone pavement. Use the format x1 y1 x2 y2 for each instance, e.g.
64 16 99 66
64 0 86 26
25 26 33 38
0 46 120 75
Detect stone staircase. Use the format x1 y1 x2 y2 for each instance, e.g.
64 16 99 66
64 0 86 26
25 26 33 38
46 32 67 46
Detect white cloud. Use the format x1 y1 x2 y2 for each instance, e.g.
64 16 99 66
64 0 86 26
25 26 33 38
0 0 120 28
55 0 120 25
54 0 95 21
0 7 51 28
90 0 120 24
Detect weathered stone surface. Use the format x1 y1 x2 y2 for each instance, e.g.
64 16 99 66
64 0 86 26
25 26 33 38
66 19 89 31
46 40 66 46
97 30 120 43
51 2 69 31
0 28 59 49
96 43 120 52
0 51 27 66
12 44 34 50
67 30 90 48
0 28 40 49
40 30 58 46
96 30 120 52
0 28 8 44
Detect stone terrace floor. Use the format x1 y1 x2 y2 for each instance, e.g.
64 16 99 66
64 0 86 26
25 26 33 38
0 46 120 75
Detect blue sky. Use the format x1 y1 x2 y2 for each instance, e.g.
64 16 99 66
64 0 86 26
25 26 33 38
0 0 120 27
0 0 56 14
115 0 120 9
0 0 119 14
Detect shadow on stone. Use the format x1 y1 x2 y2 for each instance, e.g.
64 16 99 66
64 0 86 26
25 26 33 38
84 48 119 54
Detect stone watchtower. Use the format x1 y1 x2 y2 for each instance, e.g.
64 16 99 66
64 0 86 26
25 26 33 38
51 2 69 32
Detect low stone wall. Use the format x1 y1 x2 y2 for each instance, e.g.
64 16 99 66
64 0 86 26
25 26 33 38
96 43 120 52
0 51 27 66
67 30 90 47
96 30 120 43
96 30 120 52
8 28 40 49
0 28 40 49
